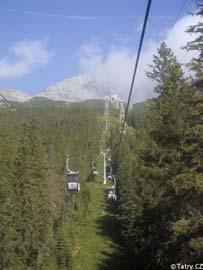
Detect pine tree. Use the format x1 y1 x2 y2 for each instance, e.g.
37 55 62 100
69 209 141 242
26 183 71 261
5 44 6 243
184 2 203 82
143 41 203 267
183 2 203 174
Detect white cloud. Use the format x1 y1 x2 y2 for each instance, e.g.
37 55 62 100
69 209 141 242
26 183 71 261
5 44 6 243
0 38 54 79
0 7 139 20
79 15 199 102
79 44 103 70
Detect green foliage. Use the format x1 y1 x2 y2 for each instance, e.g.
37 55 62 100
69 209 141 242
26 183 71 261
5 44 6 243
113 40 202 269
184 3 203 81
127 101 149 129
0 100 103 269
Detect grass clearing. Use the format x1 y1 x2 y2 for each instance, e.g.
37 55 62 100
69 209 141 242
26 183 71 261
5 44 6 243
71 181 121 270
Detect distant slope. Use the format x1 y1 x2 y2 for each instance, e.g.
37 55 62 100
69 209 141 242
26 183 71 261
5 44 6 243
27 96 68 107
0 88 31 102
127 101 151 128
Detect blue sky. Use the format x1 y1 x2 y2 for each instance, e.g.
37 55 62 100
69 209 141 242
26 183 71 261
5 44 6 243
0 0 196 95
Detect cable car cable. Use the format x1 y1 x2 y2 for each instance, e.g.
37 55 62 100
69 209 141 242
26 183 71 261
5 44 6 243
115 0 152 160
115 0 194 160
170 0 189 29
124 0 193 99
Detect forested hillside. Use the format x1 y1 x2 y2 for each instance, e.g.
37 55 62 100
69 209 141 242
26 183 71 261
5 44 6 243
0 100 104 269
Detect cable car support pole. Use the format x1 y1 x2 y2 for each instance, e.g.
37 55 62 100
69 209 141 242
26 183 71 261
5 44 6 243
101 152 107 185
103 152 107 185
104 97 109 132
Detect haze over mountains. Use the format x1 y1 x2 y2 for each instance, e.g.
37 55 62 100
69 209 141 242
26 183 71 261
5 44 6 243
0 74 108 103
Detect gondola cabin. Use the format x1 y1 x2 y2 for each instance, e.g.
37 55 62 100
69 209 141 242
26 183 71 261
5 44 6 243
92 161 98 176
93 168 98 176
66 171 80 191
107 154 112 162
106 187 117 201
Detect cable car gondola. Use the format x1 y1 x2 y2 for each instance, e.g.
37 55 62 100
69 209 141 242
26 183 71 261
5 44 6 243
92 161 99 176
107 155 112 162
67 171 80 191
93 168 99 176
106 187 117 201
66 155 80 192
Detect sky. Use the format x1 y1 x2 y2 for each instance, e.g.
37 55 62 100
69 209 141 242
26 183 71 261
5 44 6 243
0 0 198 100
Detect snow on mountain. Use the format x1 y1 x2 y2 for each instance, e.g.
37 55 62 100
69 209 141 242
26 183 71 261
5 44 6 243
0 88 31 102
38 74 104 102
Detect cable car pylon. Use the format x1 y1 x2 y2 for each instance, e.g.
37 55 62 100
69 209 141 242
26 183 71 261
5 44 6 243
100 151 107 185
104 96 109 132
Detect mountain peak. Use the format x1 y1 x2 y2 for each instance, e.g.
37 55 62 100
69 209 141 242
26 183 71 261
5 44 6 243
0 73 109 103
38 73 102 102
0 88 31 102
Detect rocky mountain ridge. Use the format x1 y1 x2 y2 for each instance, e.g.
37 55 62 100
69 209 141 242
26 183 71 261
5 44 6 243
0 74 105 103
0 88 31 102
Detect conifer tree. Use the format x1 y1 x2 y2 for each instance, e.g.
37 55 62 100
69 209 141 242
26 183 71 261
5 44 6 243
144 41 202 267
184 2 203 82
